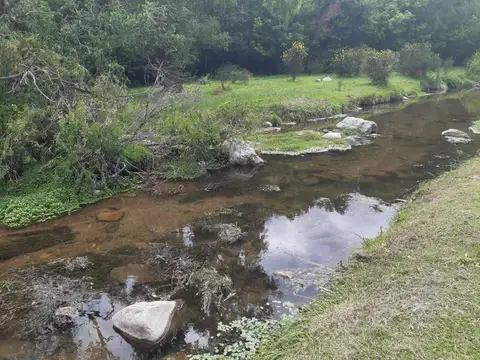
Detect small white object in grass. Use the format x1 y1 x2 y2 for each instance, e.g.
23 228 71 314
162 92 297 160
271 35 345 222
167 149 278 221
322 77 333 82
323 132 342 139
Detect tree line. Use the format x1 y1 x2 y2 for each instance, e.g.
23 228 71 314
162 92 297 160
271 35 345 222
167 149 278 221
2 0 480 84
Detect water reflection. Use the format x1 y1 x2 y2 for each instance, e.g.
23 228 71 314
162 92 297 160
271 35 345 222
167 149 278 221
261 193 396 272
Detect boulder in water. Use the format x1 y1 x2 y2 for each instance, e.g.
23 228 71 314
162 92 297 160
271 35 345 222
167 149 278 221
336 117 378 134
223 139 264 167
112 300 184 349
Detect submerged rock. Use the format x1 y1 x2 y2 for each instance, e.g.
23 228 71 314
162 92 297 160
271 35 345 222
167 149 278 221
112 300 183 349
215 223 245 244
345 135 374 147
441 129 470 138
96 209 125 222
442 129 472 144
336 117 378 134
273 267 335 294
323 132 342 139
259 185 281 192
444 136 472 144
223 139 264 167
55 306 80 326
110 264 154 285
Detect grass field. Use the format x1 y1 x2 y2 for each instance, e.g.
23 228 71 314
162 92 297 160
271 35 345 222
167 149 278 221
188 73 422 112
254 156 480 360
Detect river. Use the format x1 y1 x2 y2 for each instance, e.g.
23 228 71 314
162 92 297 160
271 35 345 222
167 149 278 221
1 91 480 360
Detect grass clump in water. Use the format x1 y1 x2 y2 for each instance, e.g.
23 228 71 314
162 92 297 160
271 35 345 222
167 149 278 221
246 131 350 154
254 156 480 360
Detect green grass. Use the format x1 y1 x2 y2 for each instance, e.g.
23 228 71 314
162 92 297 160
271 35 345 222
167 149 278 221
0 171 136 228
185 74 422 122
246 130 350 154
255 156 480 360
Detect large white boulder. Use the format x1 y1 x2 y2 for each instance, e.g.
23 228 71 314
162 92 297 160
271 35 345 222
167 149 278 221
336 117 378 134
223 139 264 166
112 301 183 349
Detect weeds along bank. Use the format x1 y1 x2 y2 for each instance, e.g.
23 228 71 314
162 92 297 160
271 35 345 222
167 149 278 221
253 156 480 360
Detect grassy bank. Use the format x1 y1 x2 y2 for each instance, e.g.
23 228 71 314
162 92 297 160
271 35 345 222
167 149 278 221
255 157 480 360
186 73 423 123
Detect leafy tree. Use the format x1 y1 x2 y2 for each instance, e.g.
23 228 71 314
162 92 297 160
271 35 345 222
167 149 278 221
282 41 308 80
399 43 442 77
363 49 398 86
467 50 480 79
333 47 369 77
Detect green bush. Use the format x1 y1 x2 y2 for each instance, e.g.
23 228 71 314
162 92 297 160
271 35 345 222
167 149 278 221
231 67 251 83
122 144 153 168
363 49 398 86
467 50 480 79
282 41 308 81
399 43 442 77
332 48 368 77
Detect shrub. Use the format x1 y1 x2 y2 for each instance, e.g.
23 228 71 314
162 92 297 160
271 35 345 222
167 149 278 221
214 64 250 88
231 67 251 83
215 64 236 89
363 49 398 86
399 43 442 77
282 41 308 80
467 50 480 79
332 48 368 77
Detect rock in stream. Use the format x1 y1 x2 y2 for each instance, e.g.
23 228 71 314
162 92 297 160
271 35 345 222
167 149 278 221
112 300 184 349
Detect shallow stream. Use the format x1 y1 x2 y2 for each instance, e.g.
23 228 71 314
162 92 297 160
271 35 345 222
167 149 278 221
1 91 480 360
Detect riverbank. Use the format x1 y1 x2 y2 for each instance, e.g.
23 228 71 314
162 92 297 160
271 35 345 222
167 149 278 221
0 70 475 228
254 156 480 360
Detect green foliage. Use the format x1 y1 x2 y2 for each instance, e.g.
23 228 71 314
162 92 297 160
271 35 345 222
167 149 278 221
399 43 442 78
231 67 251 84
467 51 480 79
363 49 398 86
190 316 293 360
261 113 282 127
0 175 133 228
122 145 153 168
333 48 369 77
282 41 308 80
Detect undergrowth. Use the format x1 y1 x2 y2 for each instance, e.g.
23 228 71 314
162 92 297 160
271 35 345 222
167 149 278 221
0 171 135 228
